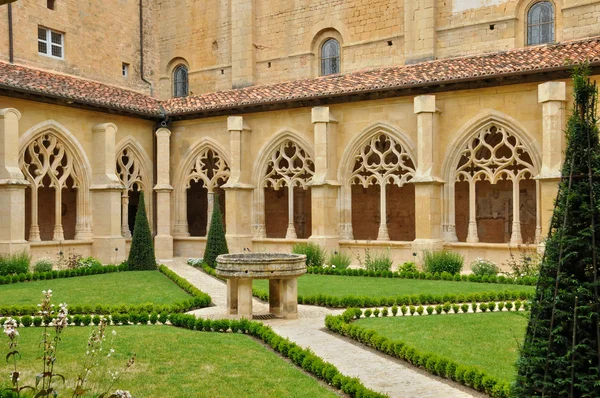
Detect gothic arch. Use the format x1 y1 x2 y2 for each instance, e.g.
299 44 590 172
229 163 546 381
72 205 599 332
338 122 417 240
19 120 92 241
115 136 154 237
172 137 231 237
252 129 315 239
441 110 542 244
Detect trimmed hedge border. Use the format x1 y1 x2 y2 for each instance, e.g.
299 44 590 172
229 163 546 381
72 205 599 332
190 259 532 308
325 308 511 398
307 266 537 286
0 263 129 285
0 266 212 316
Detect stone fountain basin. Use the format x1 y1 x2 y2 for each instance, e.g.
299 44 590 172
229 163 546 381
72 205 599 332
215 253 307 279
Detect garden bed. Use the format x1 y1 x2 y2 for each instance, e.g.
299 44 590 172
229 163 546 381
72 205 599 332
1 326 340 397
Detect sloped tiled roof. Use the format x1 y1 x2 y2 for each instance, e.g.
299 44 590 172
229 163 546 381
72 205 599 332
163 36 600 116
0 62 163 116
1 37 600 119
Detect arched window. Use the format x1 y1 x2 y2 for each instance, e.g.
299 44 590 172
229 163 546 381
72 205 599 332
173 65 189 97
320 39 340 76
527 2 554 46
116 145 150 238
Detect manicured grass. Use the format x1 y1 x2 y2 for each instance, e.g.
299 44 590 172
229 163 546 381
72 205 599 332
253 274 535 298
0 271 192 307
1 326 337 397
357 312 528 382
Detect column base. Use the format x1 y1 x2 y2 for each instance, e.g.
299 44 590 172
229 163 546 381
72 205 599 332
377 224 390 241
154 234 173 260
92 236 126 264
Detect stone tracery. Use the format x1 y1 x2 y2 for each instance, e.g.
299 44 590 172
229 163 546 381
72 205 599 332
116 145 150 238
20 133 84 241
261 140 314 239
454 124 538 244
349 133 416 241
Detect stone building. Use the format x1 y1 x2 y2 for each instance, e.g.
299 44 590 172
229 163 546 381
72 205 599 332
0 0 599 269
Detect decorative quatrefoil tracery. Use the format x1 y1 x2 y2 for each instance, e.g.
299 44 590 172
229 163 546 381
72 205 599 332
116 147 145 192
185 148 230 191
262 140 314 190
456 125 535 184
20 134 81 190
350 134 415 188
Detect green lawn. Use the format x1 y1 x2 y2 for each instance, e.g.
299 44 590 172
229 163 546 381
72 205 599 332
1 326 337 397
357 312 528 382
0 271 192 307
253 274 535 298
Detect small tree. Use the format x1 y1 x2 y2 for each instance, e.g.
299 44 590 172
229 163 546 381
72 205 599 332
515 66 600 397
127 191 156 270
203 195 228 268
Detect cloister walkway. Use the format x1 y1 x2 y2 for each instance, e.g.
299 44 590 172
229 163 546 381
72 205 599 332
164 258 481 398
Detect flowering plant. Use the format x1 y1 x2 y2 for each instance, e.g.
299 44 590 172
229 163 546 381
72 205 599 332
1 291 134 397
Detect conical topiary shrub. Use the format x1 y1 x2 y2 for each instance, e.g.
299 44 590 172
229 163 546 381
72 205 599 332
127 191 157 270
514 66 600 397
203 194 228 268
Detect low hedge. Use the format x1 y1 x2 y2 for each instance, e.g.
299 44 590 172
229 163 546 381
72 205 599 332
325 309 511 397
0 266 212 316
307 266 537 285
252 287 532 308
0 263 129 285
168 313 387 398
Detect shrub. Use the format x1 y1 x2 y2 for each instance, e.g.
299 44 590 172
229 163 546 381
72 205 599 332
364 309 372 318
391 305 398 316
364 248 393 272
423 250 463 275
33 258 53 273
0 250 30 276
381 307 389 317
398 261 418 273
127 192 157 270
470 258 499 276
505 301 513 311
373 308 380 317
77 257 102 268
202 195 229 268
328 251 351 270
21 315 32 327
409 305 416 316
435 305 442 314
416 305 424 316
426 306 434 315
293 243 326 268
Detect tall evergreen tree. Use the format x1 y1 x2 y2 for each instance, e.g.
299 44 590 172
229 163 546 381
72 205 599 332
515 66 600 397
203 194 228 268
127 191 157 270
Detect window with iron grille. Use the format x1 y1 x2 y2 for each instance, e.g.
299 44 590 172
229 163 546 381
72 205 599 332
38 27 63 59
527 2 554 46
173 65 189 97
320 39 340 76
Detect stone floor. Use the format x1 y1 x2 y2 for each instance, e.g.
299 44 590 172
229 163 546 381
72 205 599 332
162 258 482 398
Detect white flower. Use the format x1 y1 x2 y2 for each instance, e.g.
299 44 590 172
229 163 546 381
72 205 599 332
112 330 117 336
115 390 132 398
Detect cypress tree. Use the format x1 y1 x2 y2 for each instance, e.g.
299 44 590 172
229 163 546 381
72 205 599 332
203 194 228 268
515 66 600 397
127 191 157 270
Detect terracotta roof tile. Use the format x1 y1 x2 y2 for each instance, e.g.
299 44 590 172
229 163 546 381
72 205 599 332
1 37 600 118
163 37 600 115
0 62 162 116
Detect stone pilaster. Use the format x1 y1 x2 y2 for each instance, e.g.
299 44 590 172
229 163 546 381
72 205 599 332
308 107 340 252
404 0 436 64
154 128 174 259
231 0 255 88
0 108 29 254
411 95 443 261
90 123 126 264
537 81 567 241
223 116 253 253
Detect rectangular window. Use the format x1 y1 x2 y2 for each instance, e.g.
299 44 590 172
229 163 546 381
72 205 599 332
47 0 56 10
122 63 129 78
38 27 63 59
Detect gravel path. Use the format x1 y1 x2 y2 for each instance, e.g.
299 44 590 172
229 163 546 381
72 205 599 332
163 258 481 398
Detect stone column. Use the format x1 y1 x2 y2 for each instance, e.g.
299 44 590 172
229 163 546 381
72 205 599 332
404 0 436 64
511 179 523 245
269 279 283 317
281 278 298 319
411 95 444 258
154 128 174 259
227 279 239 315
0 108 29 254
377 184 390 241
237 278 254 319
285 185 297 239
466 179 479 243
231 0 255 88
121 193 131 238
537 82 566 241
309 107 340 251
222 116 254 253
90 123 126 263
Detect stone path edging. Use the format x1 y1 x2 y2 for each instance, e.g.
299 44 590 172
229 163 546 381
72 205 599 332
163 258 483 398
